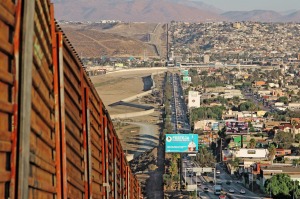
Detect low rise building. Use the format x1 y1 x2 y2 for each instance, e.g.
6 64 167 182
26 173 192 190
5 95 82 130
257 166 300 191
188 91 201 108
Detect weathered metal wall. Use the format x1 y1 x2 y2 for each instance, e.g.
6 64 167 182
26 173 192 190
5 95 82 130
0 0 18 199
0 0 142 198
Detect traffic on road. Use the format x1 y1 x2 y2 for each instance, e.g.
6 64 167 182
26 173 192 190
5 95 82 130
168 72 265 199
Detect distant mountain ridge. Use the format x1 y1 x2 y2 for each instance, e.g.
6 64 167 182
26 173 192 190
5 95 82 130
53 0 223 22
53 0 300 22
222 10 300 22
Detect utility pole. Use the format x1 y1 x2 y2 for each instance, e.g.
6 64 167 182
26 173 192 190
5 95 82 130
214 166 216 185
196 174 197 195
293 180 295 199
220 138 222 162
166 23 169 61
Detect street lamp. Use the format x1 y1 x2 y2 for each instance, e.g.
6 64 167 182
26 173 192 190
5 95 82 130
293 180 296 199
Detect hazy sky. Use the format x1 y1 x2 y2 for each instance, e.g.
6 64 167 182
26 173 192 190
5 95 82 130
198 0 300 12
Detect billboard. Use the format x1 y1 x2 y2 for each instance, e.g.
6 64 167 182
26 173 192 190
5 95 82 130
115 63 124 67
225 121 248 134
211 122 219 131
181 69 189 76
165 134 198 153
183 76 191 83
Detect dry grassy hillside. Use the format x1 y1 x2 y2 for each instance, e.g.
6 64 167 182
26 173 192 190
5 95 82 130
94 22 158 36
60 22 167 58
61 25 160 58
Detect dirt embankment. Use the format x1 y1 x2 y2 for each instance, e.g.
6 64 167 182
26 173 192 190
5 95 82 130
91 69 167 198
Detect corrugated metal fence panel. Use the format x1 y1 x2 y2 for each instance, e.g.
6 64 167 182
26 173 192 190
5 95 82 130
62 37 85 199
0 0 143 198
29 0 57 198
107 121 114 198
114 136 121 198
0 0 16 198
121 154 127 198
87 81 104 198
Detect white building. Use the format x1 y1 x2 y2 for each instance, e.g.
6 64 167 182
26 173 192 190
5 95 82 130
203 54 210 64
233 148 269 159
288 103 300 111
188 91 201 109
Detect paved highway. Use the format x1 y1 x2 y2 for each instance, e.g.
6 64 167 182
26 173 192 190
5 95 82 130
181 156 264 199
215 163 263 199
170 73 190 134
182 158 219 199
169 73 264 199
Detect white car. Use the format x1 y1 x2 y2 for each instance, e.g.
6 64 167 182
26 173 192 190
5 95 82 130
229 189 235 193
240 189 246 194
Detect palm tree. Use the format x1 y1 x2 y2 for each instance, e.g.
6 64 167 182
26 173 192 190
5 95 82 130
231 157 241 168
249 138 256 149
291 119 298 140
249 103 256 122
292 159 300 167
268 144 276 163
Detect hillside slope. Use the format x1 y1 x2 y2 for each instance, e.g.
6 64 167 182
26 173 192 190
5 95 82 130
53 0 223 22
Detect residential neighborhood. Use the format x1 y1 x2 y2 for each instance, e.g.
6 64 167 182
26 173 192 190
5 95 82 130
179 63 300 198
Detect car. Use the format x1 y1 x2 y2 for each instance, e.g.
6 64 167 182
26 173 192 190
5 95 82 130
204 187 209 192
219 195 226 199
229 189 235 193
226 180 231 185
240 189 246 194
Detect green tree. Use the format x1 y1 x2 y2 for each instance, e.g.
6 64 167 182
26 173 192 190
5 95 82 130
230 157 240 168
274 131 293 149
232 96 240 105
239 101 258 112
195 147 216 167
278 96 289 105
292 159 300 167
249 138 256 148
191 106 226 122
291 120 299 140
268 144 276 161
295 134 300 143
265 174 300 199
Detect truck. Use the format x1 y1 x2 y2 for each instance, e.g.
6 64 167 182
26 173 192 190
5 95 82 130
214 185 222 195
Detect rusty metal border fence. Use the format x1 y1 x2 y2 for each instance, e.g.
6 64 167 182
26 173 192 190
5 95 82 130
0 0 143 198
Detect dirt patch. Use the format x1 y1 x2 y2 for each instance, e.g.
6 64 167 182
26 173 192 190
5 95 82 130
90 68 167 114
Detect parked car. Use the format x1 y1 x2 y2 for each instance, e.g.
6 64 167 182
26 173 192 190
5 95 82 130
204 187 209 192
240 189 246 194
